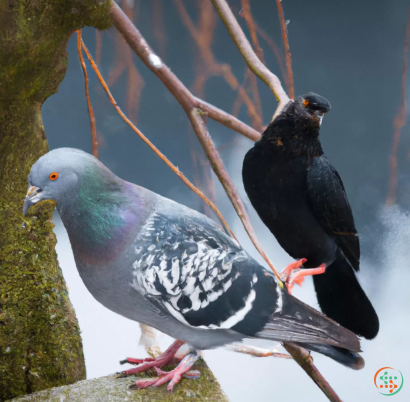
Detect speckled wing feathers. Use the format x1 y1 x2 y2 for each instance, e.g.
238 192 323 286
130 212 262 330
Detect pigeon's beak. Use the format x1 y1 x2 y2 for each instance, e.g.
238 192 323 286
23 185 43 216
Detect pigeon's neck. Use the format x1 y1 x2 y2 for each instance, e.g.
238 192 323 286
58 167 144 265
262 105 324 158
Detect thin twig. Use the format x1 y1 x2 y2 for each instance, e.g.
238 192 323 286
275 0 294 99
283 343 342 402
77 30 98 158
174 0 263 131
195 98 260 141
240 0 264 122
253 21 290 94
80 39 237 241
210 0 289 119
153 0 167 59
386 9 410 206
237 8 289 93
108 1 281 280
241 0 264 63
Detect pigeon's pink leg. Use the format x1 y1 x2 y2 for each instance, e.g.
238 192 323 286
134 352 200 393
119 339 185 376
283 262 327 294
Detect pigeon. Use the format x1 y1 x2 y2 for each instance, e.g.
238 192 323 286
24 148 364 392
242 93 379 340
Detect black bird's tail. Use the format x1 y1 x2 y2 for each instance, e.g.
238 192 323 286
313 258 379 340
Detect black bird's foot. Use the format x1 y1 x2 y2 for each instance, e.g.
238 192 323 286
117 339 185 377
133 353 200 393
281 259 326 293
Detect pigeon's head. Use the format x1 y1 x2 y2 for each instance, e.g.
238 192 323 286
23 148 101 216
295 92 331 126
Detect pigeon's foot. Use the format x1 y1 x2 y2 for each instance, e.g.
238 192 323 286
280 259 326 293
225 343 292 359
132 352 200 392
118 339 185 377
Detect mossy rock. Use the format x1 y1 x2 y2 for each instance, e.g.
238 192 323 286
9 359 229 402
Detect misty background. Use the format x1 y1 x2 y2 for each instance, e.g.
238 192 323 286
42 1 409 400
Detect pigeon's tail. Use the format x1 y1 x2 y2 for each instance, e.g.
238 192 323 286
257 292 364 369
295 343 364 370
313 258 379 340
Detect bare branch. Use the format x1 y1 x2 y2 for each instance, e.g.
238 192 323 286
109 0 280 279
210 0 289 118
240 0 264 63
80 38 237 241
275 0 294 99
194 98 261 141
108 2 342 400
253 22 290 94
386 9 410 206
174 0 263 131
283 343 342 402
77 30 98 158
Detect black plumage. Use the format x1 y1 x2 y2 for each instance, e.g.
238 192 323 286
242 93 379 339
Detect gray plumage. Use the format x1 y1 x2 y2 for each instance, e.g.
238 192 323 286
23 148 364 369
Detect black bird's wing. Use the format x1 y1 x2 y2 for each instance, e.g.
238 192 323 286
306 156 360 270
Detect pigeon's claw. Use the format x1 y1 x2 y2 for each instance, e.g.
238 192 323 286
134 353 200 393
285 263 327 294
118 340 184 377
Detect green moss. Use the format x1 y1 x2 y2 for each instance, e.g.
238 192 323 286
9 359 229 402
0 1 112 400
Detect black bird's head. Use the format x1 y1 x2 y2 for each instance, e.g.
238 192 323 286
294 93 331 126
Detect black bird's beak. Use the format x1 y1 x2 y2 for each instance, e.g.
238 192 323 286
314 110 325 126
23 186 43 216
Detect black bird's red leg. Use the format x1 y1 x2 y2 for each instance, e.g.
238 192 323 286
119 339 185 376
281 259 326 293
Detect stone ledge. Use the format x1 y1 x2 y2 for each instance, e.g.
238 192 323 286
9 359 229 402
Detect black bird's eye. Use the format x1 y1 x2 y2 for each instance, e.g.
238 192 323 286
303 99 309 107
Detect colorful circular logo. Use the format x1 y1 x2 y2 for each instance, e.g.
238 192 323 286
374 367 404 396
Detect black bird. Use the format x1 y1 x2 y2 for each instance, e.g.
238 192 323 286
242 93 379 339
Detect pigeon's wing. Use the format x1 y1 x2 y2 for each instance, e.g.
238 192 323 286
306 156 360 270
130 209 280 333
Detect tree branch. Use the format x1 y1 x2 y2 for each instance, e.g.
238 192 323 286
80 39 236 241
77 30 98 158
210 0 289 118
283 343 342 402
112 2 259 141
194 98 260 141
109 0 280 280
275 0 294 99
108 2 342 400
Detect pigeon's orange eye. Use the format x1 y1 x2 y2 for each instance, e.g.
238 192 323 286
49 172 59 181
303 99 309 106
